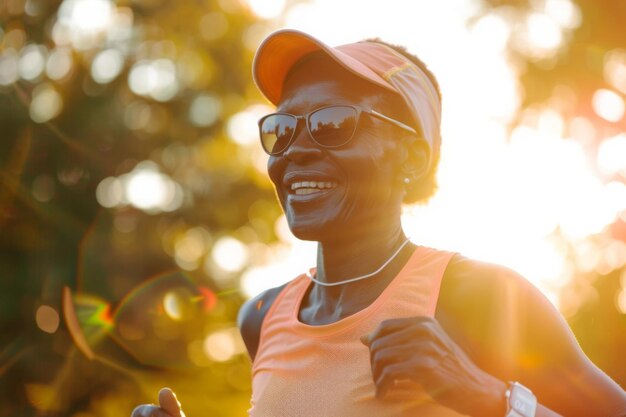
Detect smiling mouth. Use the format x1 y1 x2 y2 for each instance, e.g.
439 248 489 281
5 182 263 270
290 181 338 195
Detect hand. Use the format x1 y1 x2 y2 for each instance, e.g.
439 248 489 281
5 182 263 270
131 388 185 417
361 316 506 417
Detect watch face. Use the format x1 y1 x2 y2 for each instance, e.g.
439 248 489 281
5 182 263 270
510 384 537 417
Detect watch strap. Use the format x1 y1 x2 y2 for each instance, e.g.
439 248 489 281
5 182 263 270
505 381 537 417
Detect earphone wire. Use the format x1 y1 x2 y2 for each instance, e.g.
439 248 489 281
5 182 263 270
305 238 412 287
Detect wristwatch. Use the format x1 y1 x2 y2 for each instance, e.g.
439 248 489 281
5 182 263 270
505 381 537 417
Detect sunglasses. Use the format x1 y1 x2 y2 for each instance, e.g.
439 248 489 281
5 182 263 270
258 104 417 156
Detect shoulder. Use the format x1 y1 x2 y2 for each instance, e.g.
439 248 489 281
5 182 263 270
436 254 626 415
438 254 548 318
438 253 553 315
436 254 578 369
237 281 290 362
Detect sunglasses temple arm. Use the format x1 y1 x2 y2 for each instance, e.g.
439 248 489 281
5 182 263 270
369 110 418 135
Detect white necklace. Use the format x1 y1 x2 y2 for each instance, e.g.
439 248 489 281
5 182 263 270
306 238 412 287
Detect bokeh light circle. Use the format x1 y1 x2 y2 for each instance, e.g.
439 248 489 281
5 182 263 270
46 47 73 80
91 48 124 84
95 176 124 208
189 94 221 127
0 49 20 85
211 236 249 273
19 44 47 81
592 89 625 122
29 83 63 123
128 59 179 101
36 305 60 334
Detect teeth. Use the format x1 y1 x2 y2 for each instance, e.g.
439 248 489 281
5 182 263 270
290 181 337 191
295 188 319 195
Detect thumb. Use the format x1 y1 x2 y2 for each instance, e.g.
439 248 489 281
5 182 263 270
158 387 184 417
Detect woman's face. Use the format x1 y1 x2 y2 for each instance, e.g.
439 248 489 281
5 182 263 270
266 56 407 242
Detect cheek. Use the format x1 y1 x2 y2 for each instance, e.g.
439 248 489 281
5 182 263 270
339 137 400 186
267 157 288 205
267 157 283 190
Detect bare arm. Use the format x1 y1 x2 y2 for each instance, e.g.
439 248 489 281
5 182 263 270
237 283 287 361
362 256 626 416
436 257 626 416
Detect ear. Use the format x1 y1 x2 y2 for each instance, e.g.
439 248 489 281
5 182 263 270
400 139 430 182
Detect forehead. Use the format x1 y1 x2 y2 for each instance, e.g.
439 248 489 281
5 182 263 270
277 53 389 113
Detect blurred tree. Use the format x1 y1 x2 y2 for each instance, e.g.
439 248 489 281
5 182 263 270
479 0 626 387
0 0 281 415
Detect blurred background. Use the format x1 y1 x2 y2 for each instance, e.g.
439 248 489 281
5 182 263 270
0 0 625 415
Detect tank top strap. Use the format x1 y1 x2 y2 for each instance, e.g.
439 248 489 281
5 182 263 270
388 245 457 317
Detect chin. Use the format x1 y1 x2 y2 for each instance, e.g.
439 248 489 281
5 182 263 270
288 211 374 245
284 207 346 242
289 228 320 242
286 215 327 242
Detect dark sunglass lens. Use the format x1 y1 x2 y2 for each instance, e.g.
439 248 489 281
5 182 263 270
260 114 297 154
308 106 357 147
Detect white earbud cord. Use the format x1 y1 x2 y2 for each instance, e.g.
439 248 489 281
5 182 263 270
305 238 412 287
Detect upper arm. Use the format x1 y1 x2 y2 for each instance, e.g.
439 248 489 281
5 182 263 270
436 256 626 416
237 283 287 362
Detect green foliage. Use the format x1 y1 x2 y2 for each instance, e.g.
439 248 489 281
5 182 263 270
0 0 277 415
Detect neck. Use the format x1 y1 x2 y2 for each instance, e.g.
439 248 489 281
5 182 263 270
314 220 408 297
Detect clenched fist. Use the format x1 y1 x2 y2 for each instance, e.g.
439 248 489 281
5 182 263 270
361 316 506 416
131 387 185 417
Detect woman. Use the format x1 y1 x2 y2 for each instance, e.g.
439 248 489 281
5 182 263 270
133 30 626 417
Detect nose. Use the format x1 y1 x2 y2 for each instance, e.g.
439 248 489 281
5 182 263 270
281 122 324 164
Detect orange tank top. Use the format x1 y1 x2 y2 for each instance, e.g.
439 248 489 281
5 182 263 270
249 245 466 417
